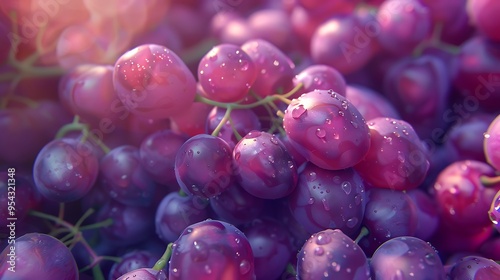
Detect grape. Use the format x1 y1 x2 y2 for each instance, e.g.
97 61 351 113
431 220 493 254
170 101 213 137
175 134 233 199
197 44 257 103
283 90 370 170
484 114 500 171
344 84 401 121
419 0 466 23
243 218 293 280
240 39 295 99
169 219 255 280
0 233 78 279
370 236 446 280
354 117 430 191
489 190 500 233
376 0 432 55
97 200 155 247
407 189 439 241
117 268 168 280
218 17 255 46
205 107 262 149
292 64 347 98
139 129 189 186
296 0 361 18
109 250 161 280
210 182 265 226
113 44 197 119
432 160 500 230
297 229 371 280
33 137 99 202
310 14 377 75
100 145 157 207
467 0 500 42
289 162 367 238
247 9 293 51
155 192 210 244
447 256 500 279
359 188 418 256
233 130 298 199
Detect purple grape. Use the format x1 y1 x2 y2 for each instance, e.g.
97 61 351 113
247 8 293 51
359 188 418 256
376 0 432 55
432 160 500 230
33 137 99 202
344 84 401 121
0 233 78 279
109 250 161 280
100 145 157 207
484 114 500 171
240 39 295 99
139 129 189 186
283 90 370 170
233 130 298 199
117 268 168 280
210 182 265 226
447 255 500 280
155 192 210 243
467 0 500 42
407 189 439 241
370 236 446 280
205 107 261 149
289 162 367 238
113 44 197 119
97 200 155 247
170 101 213 137
197 44 257 103
354 117 430 191
292 64 347 99
175 134 233 199
169 219 255 280
243 218 293 280
446 112 497 163
297 229 371 280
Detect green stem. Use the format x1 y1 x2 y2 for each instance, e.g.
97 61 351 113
74 208 95 229
480 175 500 186
79 218 113 231
153 243 173 271
211 107 233 137
91 263 106 280
228 117 243 141
355 227 369 244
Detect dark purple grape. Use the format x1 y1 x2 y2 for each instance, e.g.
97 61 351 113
0 233 78 279
359 188 418 256
242 218 293 280
283 90 370 170
344 84 401 121
297 229 371 280
432 160 500 230
354 117 430 191
407 189 439 241
139 129 188 186
233 130 298 199
484 114 500 171
431 222 493 255
198 44 257 103
109 250 161 280
117 268 168 280
155 192 210 243
113 44 197 119
210 182 265 226
100 145 157 207
205 107 261 149
33 137 99 202
169 219 255 280
370 236 446 280
292 64 347 99
289 162 366 238
175 134 233 199
97 201 155 247
447 255 500 280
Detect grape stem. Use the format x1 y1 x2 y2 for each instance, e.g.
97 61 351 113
354 227 369 244
153 243 173 271
480 175 500 186
55 115 111 154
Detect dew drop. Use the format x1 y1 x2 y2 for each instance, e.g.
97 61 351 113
209 54 218 61
204 265 212 274
239 260 251 275
341 182 352 195
341 100 348 109
338 111 345 117
292 105 307 119
424 253 437 265
346 217 358 228
308 172 317 181
333 133 340 140
308 197 315 204
325 118 331 125
314 247 324 256
316 128 326 138
240 61 249 71
270 136 279 145
187 149 194 157
322 198 330 211
350 121 358 128
66 163 73 170
268 156 275 163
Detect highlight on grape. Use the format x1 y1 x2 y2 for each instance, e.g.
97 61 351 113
1 0 500 279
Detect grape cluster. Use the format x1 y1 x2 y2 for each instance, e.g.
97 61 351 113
1 0 500 279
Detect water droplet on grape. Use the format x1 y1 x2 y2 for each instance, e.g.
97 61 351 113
268 156 275 163
316 128 326 140
346 217 358 228
66 163 73 170
308 197 315 204
270 136 279 145
350 121 358 128
314 247 324 256
332 262 341 272
292 105 307 119
308 172 317 181
322 199 330 211
204 265 212 274
338 111 345 117
239 260 251 275
341 182 352 195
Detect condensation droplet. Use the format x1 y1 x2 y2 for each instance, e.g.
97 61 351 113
239 260 251 275
292 105 307 119
341 182 352 195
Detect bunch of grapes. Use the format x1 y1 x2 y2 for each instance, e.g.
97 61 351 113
1 0 500 279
